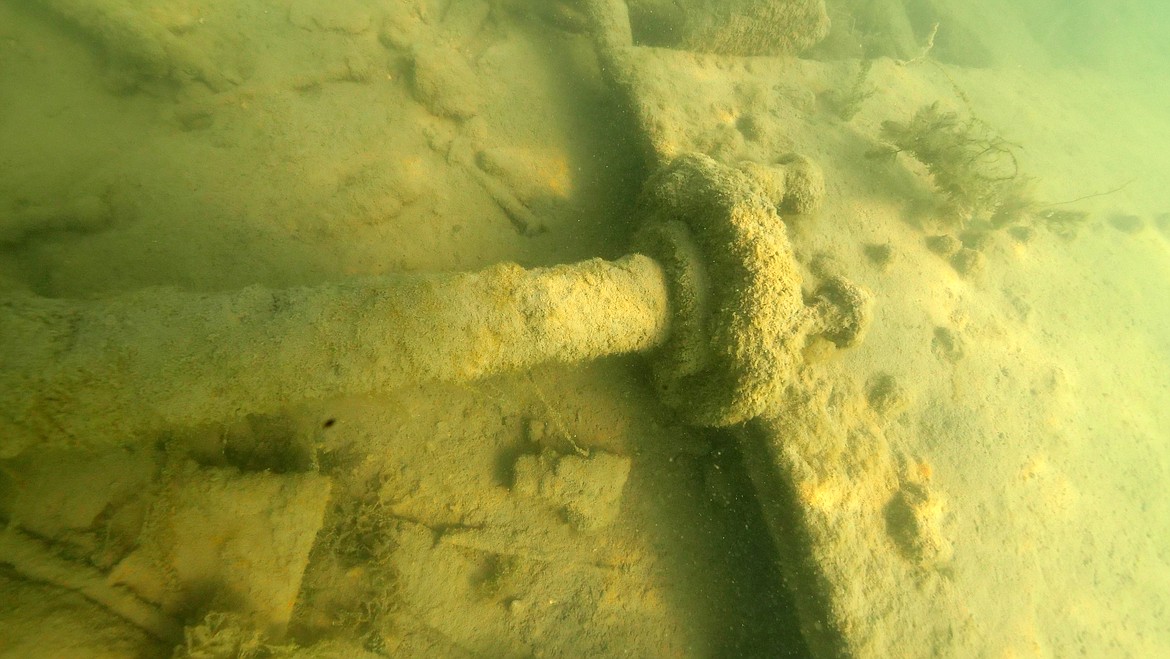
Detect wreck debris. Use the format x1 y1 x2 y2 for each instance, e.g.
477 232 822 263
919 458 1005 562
513 449 632 532
107 463 332 639
30 0 234 92
2 154 873 457
627 0 831 57
0 526 182 642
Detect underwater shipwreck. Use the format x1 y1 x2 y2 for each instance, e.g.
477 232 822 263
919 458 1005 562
2 0 1169 657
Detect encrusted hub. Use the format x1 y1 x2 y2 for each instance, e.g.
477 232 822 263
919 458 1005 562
633 153 808 426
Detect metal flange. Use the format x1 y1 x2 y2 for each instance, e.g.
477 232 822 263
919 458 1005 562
634 153 808 426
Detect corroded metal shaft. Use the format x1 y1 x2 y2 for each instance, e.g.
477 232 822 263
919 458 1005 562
0 256 668 458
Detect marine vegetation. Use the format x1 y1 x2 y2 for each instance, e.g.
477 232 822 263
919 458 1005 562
872 102 1034 227
822 58 875 121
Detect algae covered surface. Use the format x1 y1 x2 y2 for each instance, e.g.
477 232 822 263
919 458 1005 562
1 0 1169 656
